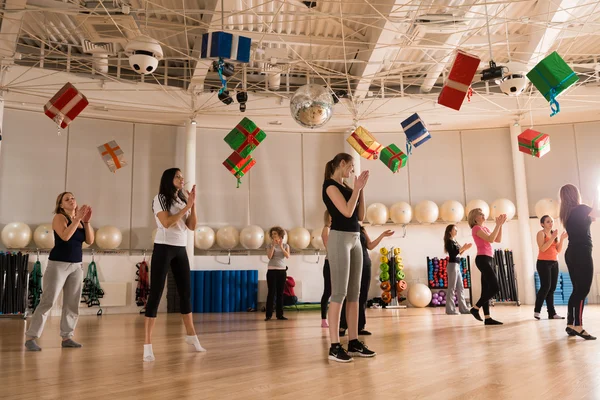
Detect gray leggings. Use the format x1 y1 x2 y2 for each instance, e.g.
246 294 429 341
328 230 363 303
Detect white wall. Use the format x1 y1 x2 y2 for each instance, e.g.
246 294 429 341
3 109 600 314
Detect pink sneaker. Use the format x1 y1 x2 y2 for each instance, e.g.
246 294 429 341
321 319 329 328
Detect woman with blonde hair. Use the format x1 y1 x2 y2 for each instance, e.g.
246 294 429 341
560 184 598 340
467 208 506 325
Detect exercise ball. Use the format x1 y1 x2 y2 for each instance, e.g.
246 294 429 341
96 226 122 249
466 199 490 220
535 198 559 219
288 227 311 250
490 198 516 221
240 225 264 250
367 203 389 225
415 200 439 224
33 224 54 249
194 226 215 250
216 226 239 249
440 200 465 223
390 202 412 224
1 222 32 248
311 227 325 250
407 283 432 308
265 229 288 246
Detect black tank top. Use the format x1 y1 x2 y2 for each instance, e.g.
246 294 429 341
48 217 86 263
322 179 360 232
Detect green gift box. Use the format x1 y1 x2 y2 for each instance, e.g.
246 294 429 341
224 117 267 158
526 51 578 116
379 144 407 173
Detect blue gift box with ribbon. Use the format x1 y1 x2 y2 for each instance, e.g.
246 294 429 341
401 113 431 154
527 51 579 117
200 31 251 63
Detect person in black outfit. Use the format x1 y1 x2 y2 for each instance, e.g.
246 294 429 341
443 224 472 315
560 184 598 340
340 226 393 335
320 211 332 328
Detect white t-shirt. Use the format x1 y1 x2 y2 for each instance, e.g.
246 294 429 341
152 194 190 247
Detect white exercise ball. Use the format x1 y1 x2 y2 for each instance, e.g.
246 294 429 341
194 226 215 250
96 226 122 249
390 202 412 224
288 227 311 250
216 226 239 249
265 229 288 246
1 222 32 249
415 200 439 224
407 283 432 308
490 198 516 221
440 200 465 223
466 199 490 220
240 225 264 250
366 203 389 225
535 198 559 219
311 227 326 250
33 224 54 249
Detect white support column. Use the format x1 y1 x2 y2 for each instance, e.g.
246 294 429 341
509 123 535 304
185 121 197 266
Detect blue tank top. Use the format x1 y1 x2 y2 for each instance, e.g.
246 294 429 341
48 217 86 263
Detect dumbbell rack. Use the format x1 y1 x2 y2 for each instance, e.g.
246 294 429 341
427 255 473 307
380 246 407 309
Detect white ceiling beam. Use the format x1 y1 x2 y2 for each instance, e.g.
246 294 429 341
187 0 220 93
420 1 480 93
515 0 581 68
0 0 27 62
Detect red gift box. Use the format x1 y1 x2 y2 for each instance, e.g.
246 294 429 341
438 50 480 111
223 151 256 187
518 129 550 158
44 83 89 129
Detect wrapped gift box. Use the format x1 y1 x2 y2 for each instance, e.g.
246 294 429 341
527 51 579 116
201 31 251 63
379 144 407 173
44 83 89 129
401 113 431 150
224 118 267 158
518 129 550 158
437 50 480 111
346 126 383 160
97 140 128 173
223 151 256 187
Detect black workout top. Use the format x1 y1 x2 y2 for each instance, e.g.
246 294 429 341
445 239 460 263
48 216 86 263
360 228 371 267
322 179 360 233
565 204 593 248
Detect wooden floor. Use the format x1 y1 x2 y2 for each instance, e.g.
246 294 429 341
1 306 600 400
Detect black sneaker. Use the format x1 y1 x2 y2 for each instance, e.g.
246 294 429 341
347 339 376 358
277 316 288 320
328 343 353 363
358 329 372 336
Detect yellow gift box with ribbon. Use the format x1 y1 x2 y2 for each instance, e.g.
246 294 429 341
346 126 383 160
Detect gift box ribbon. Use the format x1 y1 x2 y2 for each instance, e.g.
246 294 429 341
47 92 84 127
532 70 576 117
236 123 261 150
101 143 123 170
445 79 470 93
350 131 379 157
385 147 405 170
224 157 253 188
520 133 545 157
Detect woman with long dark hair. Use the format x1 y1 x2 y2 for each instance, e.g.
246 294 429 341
143 168 205 362
322 153 375 362
443 224 471 315
560 184 598 340
534 215 567 320
25 192 94 351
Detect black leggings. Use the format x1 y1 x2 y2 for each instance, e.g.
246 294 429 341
534 260 559 316
145 243 192 318
320 260 332 319
266 269 286 319
565 246 594 326
475 255 499 316
340 262 371 331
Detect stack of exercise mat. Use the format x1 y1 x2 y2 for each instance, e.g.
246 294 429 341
492 249 519 304
534 271 587 305
0 252 30 316
168 269 258 313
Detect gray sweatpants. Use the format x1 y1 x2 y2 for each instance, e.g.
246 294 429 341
328 230 363 303
26 260 83 339
446 261 469 314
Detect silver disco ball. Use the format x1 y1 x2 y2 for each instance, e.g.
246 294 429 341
289 84 334 129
